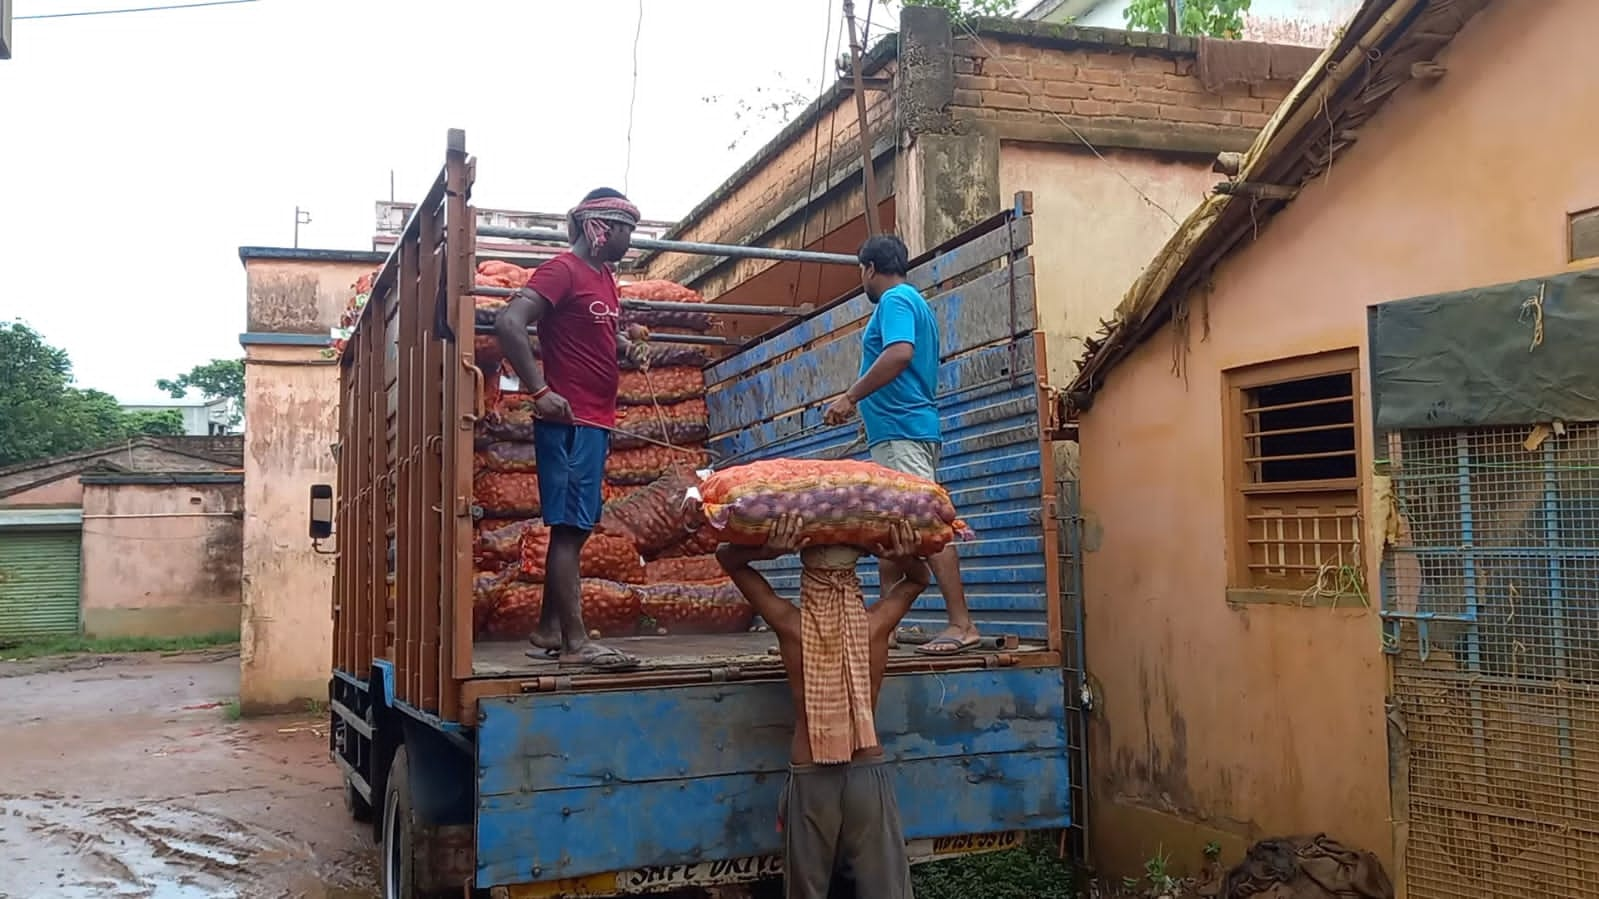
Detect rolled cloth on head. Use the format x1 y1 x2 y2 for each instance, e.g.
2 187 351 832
798 545 875 764
567 194 641 254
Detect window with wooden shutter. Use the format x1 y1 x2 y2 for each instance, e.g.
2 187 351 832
1225 350 1362 595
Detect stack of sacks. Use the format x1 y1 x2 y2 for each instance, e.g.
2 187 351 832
469 269 748 640
326 269 379 360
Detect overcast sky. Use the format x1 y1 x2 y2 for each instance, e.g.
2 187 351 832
0 0 883 403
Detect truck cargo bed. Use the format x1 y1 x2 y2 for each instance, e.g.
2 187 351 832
470 632 1047 677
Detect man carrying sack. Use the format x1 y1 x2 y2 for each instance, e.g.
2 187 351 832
717 514 931 899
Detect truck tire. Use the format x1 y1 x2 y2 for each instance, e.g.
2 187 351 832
344 777 374 823
381 746 452 899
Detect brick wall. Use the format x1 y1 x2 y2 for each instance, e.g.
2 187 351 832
952 29 1294 142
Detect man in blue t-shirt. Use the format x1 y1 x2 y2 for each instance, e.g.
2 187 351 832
823 235 981 655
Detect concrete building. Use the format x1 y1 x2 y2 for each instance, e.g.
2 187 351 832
0 436 244 641
1064 0 1599 889
238 246 384 714
119 394 236 437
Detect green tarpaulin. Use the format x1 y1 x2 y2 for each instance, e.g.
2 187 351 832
1368 269 1599 430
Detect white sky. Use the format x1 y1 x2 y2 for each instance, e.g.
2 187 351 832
0 0 887 404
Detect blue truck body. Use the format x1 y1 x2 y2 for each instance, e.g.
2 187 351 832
324 137 1078 896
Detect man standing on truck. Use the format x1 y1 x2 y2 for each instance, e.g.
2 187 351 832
495 187 647 671
822 234 981 656
718 515 930 899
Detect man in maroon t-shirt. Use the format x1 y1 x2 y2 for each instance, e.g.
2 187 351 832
496 188 646 670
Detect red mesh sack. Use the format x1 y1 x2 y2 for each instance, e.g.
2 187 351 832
698 459 975 556
474 471 542 518
479 441 539 473
477 260 532 289
603 483 643 506
638 582 754 635
654 524 721 560
596 468 705 556
625 343 710 372
476 518 543 568
479 391 539 443
518 528 645 585
474 569 517 638
581 578 644 636
605 446 711 486
613 400 709 450
617 367 707 406
619 280 702 302
483 581 543 640
644 555 725 584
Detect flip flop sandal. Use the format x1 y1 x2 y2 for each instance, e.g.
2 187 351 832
523 647 561 661
914 634 982 656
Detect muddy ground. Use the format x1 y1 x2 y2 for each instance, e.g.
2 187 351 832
0 649 377 899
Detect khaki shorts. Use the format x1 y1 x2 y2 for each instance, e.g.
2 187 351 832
869 440 941 481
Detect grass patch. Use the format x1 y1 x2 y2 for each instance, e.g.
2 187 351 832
305 697 327 716
223 698 243 722
912 835 1077 899
0 631 239 661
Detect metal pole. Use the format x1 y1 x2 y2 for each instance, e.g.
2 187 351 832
474 226 858 266
842 0 882 237
468 285 808 318
472 324 731 347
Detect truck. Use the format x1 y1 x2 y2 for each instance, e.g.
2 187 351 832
309 129 1087 898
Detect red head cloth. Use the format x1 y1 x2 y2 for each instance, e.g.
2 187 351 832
567 196 641 255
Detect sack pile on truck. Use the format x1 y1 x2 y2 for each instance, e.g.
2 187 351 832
465 270 747 641
696 459 976 556
326 269 380 360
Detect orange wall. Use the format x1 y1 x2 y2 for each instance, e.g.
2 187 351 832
1000 144 1220 386
80 482 242 637
0 478 83 508
1077 0 1599 877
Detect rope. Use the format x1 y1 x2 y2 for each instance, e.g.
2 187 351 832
1520 282 1546 352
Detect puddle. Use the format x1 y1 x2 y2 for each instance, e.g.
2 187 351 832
0 794 319 898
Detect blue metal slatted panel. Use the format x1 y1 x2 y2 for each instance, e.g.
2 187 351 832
703 215 1052 641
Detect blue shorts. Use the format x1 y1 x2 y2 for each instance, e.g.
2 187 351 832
533 422 609 532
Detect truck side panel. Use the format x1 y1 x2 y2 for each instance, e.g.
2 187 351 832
704 208 1056 641
474 667 1070 885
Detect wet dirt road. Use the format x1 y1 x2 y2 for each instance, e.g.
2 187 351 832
0 649 377 899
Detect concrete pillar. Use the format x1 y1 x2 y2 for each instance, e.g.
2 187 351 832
894 4 1000 255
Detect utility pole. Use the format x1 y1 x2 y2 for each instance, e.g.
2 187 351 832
842 0 882 237
294 206 312 248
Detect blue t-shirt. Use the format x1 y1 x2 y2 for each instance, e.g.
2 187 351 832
857 283 941 446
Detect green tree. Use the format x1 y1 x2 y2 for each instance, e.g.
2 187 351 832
157 358 245 429
1125 0 1251 38
122 409 187 437
0 321 185 467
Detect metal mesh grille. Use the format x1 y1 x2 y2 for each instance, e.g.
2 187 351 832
1384 423 1599 897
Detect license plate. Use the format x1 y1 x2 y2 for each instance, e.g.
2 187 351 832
496 830 1026 898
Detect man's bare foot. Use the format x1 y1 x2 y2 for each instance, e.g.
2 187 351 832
527 624 562 655
557 641 640 671
914 625 982 656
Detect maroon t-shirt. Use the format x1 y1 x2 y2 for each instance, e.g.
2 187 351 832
526 253 621 428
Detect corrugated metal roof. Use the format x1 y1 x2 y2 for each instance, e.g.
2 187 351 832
0 508 83 529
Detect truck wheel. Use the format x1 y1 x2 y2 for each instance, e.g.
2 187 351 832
344 776 374 823
381 746 450 899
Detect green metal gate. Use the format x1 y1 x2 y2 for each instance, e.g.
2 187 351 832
0 530 82 641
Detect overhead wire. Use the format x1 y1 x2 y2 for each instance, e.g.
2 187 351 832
790 0 842 303
623 0 645 195
18 0 258 20
954 21 1182 227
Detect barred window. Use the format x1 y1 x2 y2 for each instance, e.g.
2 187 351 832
1227 351 1362 593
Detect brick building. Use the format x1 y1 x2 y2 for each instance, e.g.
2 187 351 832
642 12 1316 393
